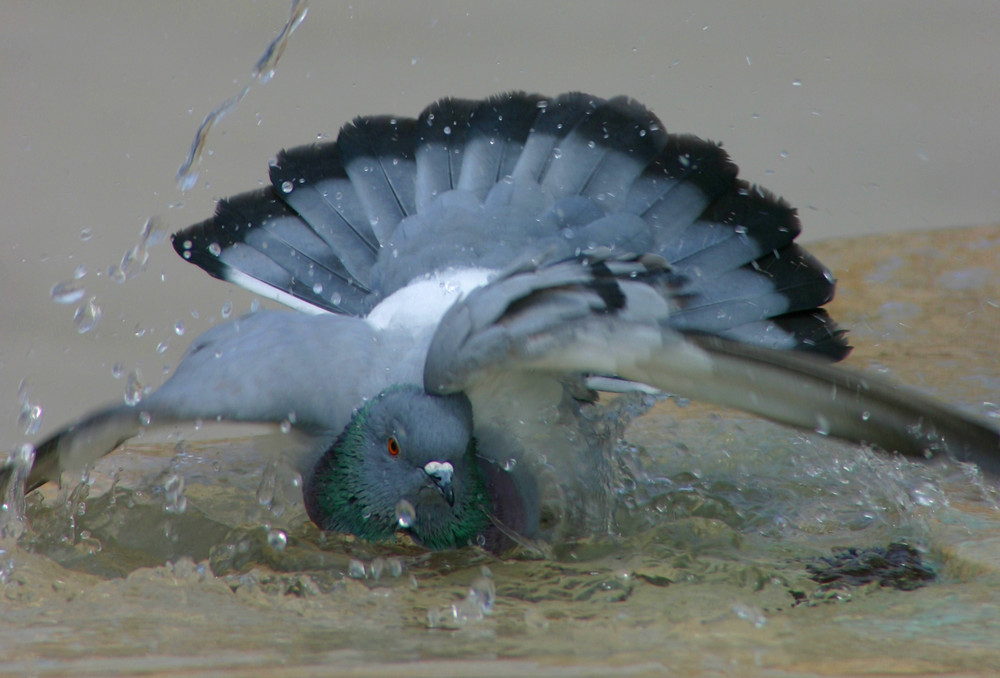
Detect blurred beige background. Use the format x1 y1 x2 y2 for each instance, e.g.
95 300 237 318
2 1 998 443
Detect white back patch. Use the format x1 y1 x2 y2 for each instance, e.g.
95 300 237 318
365 268 494 332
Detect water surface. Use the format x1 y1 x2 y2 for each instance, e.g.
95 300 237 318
2 226 999 677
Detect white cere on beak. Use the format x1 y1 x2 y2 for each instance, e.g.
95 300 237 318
424 461 454 485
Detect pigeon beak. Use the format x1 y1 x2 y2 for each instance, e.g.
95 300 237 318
424 461 455 506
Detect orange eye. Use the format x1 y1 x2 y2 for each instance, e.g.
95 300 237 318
387 436 400 456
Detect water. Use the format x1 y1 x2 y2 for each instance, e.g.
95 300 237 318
2 228 999 675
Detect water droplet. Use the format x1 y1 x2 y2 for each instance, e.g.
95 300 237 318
395 499 416 528
0 444 36 540
312 282 323 295
73 297 102 333
267 529 288 551
174 321 185 336
330 292 342 306
792 79 802 87
208 242 222 256
814 415 831 436
371 557 386 580
443 125 452 136
155 341 169 354
552 147 562 159
911 483 938 507
80 228 93 242
429 570 496 628
348 559 366 579
124 370 144 406
279 419 292 434
467 572 496 613
51 279 86 305
503 458 517 472
280 180 294 193
861 410 871 421
388 557 403 578
163 474 187 514
16 381 43 436
255 460 278 509
110 218 161 283
111 363 123 379
221 300 232 318
139 411 152 426
732 602 767 628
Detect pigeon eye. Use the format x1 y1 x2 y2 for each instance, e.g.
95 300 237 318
387 436 400 456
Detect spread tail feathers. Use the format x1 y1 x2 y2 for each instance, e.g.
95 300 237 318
170 91 837 358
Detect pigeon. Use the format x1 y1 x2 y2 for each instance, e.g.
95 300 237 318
15 92 1000 552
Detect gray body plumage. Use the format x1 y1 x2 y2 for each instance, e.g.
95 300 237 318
15 92 1000 550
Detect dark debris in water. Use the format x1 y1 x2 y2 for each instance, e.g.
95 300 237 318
805 542 936 593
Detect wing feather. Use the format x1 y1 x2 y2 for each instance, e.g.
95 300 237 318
425 255 1000 473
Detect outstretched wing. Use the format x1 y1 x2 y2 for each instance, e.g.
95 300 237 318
24 311 414 491
424 253 1000 475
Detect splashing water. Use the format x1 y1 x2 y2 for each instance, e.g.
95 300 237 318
266 529 288 551
50 265 87 305
176 0 309 191
163 473 188 514
0 444 36 541
16 380 43 437
110 218 164 284
72 296 102 334
252 0 308 84
427 567 496 629
124 369 145 406
254 458 302 520
395 499 416 528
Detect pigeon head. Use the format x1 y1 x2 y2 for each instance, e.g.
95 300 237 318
304 385 492 550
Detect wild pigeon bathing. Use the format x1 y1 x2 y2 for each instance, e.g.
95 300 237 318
12 92 1000 553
